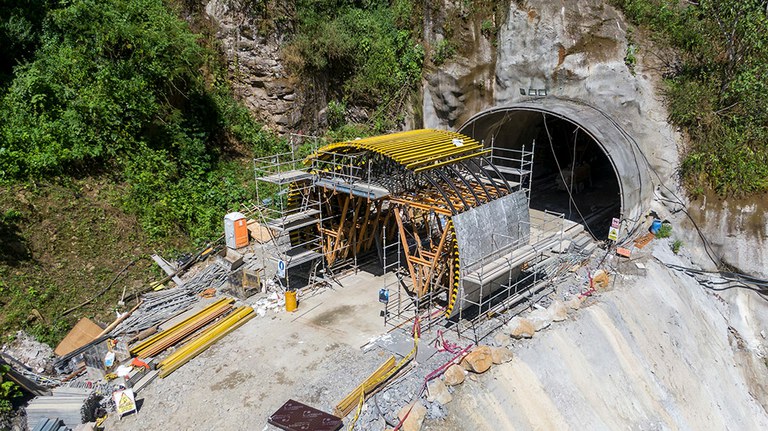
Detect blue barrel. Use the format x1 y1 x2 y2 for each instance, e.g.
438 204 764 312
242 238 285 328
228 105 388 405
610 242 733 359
650 219 662 234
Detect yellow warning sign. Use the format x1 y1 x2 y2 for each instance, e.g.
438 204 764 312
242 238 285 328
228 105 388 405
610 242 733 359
113 389 137 417
608 227 619 242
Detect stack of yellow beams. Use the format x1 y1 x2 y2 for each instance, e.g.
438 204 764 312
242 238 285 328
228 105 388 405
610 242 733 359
130 298 234 359
157 306 255 378
334 355 396 417
310 129 489 173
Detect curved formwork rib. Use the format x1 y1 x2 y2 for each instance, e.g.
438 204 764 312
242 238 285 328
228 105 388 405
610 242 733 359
297 129 529 319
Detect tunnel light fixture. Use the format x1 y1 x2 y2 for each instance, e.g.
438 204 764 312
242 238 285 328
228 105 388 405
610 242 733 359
519 88 527 95
538 89 547 96
528 89 537 96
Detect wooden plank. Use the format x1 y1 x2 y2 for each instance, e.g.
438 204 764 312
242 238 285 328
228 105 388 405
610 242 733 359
394 208 419 295
633 232 655 249
421 221 451 297
151 254 184 286
54 318 103 357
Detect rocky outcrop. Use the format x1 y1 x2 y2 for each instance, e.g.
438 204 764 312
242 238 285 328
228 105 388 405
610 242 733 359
422 0 680 184
443 364 466 386
204 0 300 133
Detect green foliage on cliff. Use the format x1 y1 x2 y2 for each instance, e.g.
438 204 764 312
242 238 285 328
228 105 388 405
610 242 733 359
0 0 281 241
284 0 424 130
613 0 768 196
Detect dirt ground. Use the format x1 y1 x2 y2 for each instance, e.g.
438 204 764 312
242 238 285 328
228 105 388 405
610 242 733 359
103 238 768 431
106 269 391 430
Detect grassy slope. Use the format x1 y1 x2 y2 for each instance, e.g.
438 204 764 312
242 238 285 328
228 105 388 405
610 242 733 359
0 178 190 346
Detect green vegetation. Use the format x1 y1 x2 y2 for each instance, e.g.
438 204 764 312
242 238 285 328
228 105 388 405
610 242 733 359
284 0 424 131
612 0 768 196
0 0 282 242
0 364 21 413
0 0 285 344
656 223 672 239
432 39 458 66
672 239 683 254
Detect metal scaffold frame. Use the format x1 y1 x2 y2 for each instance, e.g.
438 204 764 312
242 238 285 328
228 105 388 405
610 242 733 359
248 129 572 342
376 134 571 342
250 135 326 289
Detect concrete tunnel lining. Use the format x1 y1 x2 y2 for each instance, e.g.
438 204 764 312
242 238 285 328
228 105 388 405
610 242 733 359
458 97 653 239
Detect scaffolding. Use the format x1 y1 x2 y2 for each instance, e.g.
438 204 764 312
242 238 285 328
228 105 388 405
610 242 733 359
248 129 573 342
377 136 571 341
251 136 324 289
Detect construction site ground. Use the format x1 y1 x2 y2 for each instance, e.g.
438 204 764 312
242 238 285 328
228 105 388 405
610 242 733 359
103 237 768 430
105 269 389 430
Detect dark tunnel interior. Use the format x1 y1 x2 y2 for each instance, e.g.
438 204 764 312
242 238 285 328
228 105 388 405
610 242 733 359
465 111 622 238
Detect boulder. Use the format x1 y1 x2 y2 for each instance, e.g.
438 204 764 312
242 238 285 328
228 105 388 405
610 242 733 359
493 331 510 347
527 308 552 331
565 296 583 310
548 300 568 322
507 317 535 339
592 269 610 290
426 379 453 405
460 345 493 373
490 347 514 364
398 401 427 431
443 364 466 386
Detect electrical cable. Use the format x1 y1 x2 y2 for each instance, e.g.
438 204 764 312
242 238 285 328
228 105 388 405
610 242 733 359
542 113 598 239
576 99 722 266
569 127 578 218
663 262 768 300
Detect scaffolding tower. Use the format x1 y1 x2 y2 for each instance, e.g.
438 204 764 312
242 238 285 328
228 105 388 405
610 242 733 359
251 137 324 289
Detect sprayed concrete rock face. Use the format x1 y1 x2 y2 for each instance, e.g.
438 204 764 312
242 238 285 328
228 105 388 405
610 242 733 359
490 346 514 365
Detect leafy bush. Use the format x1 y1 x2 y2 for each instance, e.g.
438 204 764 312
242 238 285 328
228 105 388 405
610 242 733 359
612 0 768 196
432 39 457 66
656 223 672 239
287 1 424 107
0 0 283 242
480 19 495 39
672 239 683 254
326 100 347 130
0 364 21 413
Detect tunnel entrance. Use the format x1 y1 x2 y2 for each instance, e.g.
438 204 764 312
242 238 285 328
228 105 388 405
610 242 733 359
528 112 619 237
459 98 650 240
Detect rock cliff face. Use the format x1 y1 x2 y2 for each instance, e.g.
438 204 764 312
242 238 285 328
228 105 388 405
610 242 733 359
205 0 300 133
422 0 768 277
422 0 678 181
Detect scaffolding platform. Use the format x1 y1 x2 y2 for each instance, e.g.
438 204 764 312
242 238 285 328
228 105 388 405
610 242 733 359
482 164 531 177
270 247 323 269
265 209 321 232
258 169 313 185
314 178 390 200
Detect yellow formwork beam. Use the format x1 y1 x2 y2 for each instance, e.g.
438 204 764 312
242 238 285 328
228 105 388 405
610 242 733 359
157 306 254 378
130 297 234 356
308 129 486 172
413 149 492 173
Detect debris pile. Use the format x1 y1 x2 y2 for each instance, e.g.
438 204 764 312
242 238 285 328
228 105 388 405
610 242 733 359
113 262 230 336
